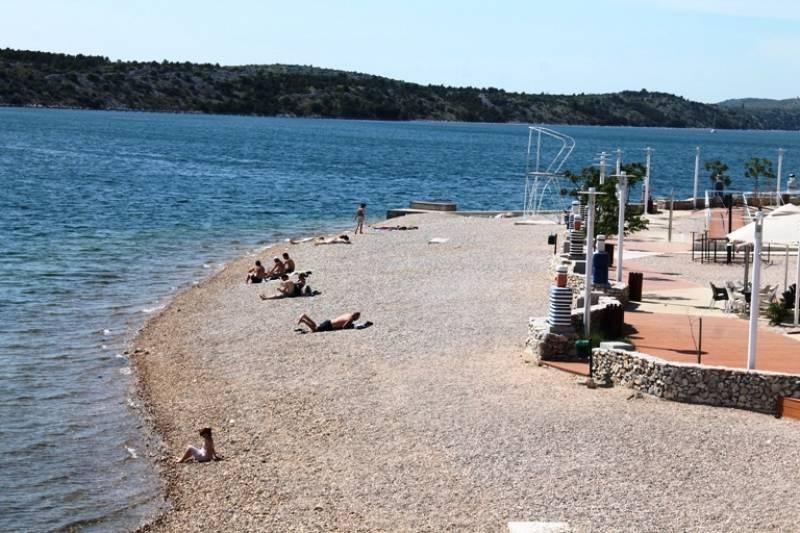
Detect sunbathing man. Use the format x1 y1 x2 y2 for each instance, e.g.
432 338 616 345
282 252 295 273
259 274 296 300
245 260 266 284
297 311 360 333
265 257 286 279
314 234 351 246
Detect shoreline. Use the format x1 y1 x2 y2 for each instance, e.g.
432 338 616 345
130 213 800 531
130 223 359 531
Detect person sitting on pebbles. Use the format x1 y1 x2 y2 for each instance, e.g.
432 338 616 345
297 311 361 332
265 257 286 279
176 427 221 463
259 274 296 300
282 252 295 274
314 235 351 246
245 260 266 284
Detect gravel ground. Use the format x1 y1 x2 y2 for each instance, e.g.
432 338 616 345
134 214 800 532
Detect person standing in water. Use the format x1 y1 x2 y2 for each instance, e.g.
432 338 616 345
354 203 366 234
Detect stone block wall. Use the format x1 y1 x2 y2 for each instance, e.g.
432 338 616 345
592 348 800 414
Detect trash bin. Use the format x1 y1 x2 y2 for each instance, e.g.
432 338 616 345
605 243 614 267
628 272 643 302
575 339 591 360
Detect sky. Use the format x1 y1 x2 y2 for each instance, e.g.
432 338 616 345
1 0 798 103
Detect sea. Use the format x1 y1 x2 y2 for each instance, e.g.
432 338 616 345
2 107 799 531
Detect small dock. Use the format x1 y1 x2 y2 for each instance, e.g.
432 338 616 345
387 200 525 219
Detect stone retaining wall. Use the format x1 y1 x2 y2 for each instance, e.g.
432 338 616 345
592 348 800 414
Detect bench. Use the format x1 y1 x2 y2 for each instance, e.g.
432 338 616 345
776 397 800 420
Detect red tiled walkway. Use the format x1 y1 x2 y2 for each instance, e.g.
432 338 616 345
625 311 800 374
706 207 746 239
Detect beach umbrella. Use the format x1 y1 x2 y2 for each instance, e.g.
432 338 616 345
727 207 800 327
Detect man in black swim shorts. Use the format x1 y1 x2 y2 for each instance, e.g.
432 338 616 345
297 312 360 333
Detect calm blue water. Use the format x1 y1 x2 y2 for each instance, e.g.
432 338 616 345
2 107 799 531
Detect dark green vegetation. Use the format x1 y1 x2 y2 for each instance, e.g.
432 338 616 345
704 159 731 189
1 48 798 129
718 98 800 130
563 163 649 237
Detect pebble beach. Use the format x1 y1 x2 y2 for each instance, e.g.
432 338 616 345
133 213 800 532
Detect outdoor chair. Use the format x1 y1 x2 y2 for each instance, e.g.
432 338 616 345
725 281 746 313
709 282 729 311
759 286 778 312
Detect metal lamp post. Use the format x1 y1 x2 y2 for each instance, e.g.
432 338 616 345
693 146 700 210
747 211 764 370
644 147 653 215
615 172 628 283
579 187 606 338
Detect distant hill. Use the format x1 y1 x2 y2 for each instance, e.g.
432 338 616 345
718 97 800 110
1 48 797 129
717 97 800 129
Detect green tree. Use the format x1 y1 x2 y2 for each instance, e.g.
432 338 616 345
744 157 775 204
704 159 731 189
563 162 649 237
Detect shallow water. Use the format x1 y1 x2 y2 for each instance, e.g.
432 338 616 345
2 108 799 531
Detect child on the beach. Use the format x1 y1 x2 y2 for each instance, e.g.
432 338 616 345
176 427 221 463
354 203 366 234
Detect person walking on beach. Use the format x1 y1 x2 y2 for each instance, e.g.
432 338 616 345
245 260 266 284
282 252 295 274
354 203 366 234
176 427 221 463
297 311 361 332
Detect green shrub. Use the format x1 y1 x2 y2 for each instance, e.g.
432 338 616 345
766 302 788 326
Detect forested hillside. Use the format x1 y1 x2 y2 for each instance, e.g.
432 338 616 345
1 48 796 129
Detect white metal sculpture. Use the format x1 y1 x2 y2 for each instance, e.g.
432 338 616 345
523 126 575 219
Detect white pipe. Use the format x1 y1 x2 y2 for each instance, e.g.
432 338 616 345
644 147 652 215
747 211 764 370
616 172 627 283
784 246 789 293
599 152 607 185
615 148 622 175
795 243 800 327
777 148 784 200
584 187 596 338
693 146 700 209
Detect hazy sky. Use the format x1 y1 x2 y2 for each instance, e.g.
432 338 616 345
2 0 798 102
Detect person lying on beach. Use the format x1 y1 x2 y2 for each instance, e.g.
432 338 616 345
245 260 266 284
265 257 286 279
259 274 296 300
176 427 221 463
372 225 419 231
314 235 351 246
297 311 361 332
282 252 295 273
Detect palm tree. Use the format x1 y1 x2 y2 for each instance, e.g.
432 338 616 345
704 159 731 191
744 157 775 206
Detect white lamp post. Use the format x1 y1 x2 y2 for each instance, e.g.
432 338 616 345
795 242 800 327
644 147 653 215
615 172 628 283
747 211 764 370
579 187 605 338
777 147 785 199
693 146 700 209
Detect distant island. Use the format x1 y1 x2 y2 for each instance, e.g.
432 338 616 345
2 48 799 130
